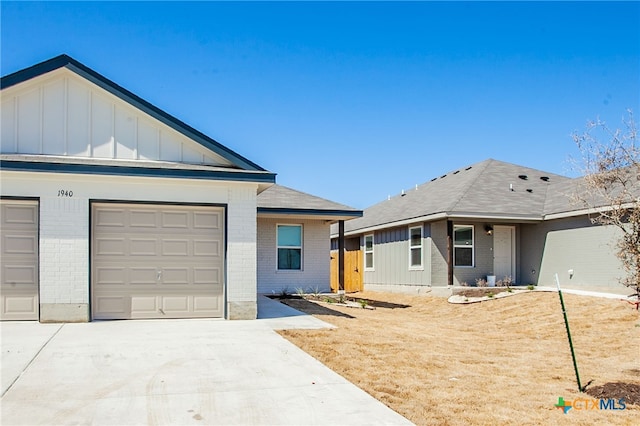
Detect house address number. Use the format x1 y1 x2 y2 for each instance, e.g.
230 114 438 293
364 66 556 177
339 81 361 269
57 189 74 197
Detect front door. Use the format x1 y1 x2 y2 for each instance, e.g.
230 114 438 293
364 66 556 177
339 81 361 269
493 225 515 283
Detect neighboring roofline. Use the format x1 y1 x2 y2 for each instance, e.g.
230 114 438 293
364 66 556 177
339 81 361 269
543 202 637 221
0 159 276 183
258 207 362 221
337 211 543 237
1 54 267 172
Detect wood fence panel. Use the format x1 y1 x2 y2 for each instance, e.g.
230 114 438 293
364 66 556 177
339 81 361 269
330 249 363 293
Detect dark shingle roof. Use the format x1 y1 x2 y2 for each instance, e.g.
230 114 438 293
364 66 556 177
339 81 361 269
258 185 362 220
339 159 572 234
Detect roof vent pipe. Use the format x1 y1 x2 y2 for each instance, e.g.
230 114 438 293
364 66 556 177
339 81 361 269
509 183 514 192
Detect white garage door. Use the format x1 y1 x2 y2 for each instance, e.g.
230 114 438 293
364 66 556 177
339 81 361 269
1 199 39 320
92 203 224 320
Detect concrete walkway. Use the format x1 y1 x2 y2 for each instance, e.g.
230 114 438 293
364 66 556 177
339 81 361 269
1 300 410 425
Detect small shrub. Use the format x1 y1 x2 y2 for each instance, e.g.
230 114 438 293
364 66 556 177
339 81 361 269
502 275 513 289
279 286 290 298
294 287 305 297
311 286 321 298
527 285 535 291
325 297 334 304
358 299 369 309
476 278 488 287
460 281 470 287
487 292 494 298
464 297 469 302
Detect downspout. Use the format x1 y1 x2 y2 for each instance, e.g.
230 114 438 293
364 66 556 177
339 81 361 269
338 220 345 293
447 220 453 286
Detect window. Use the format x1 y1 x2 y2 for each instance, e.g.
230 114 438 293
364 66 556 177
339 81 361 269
364 234 374 270
277 224 302 270
454 225 474 267
409 226 423 269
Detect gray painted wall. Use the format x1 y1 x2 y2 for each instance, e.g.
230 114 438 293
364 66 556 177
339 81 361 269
359 219 513 289
521 216 625 290
363 223 432 288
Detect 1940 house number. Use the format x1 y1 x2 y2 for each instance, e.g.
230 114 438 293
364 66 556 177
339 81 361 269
57 189 74 197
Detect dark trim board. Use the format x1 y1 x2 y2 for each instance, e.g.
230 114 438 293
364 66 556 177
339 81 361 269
257 207 363 218
1 160 276 183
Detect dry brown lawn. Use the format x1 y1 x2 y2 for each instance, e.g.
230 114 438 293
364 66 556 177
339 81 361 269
278 290 640 425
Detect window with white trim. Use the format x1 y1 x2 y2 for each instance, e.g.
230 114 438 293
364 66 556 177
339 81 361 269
277 224 302 270
409 226 423 269
364 234 374 270
454 225 474 267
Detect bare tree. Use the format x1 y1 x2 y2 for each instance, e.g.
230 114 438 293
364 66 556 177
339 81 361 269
571 110 639 295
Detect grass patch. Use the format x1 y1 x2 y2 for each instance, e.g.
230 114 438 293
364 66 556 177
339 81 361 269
278 291 639 425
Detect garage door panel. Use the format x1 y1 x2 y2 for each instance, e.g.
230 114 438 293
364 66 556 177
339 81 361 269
161 239 189 256
1 200 39 321
95 238 127 256
131 296 158 314
129 238 157 255
194 267 220 285
130 210 157 228
3 234 37 255
95 267 127 285
194 211 221 229
130 268 157 284
94 209 126 227
3 204 37 226
92 203 224 320
3 264 38 285
194 240 220 256
161 211 189 228
194 296 222 313
161 268 189 284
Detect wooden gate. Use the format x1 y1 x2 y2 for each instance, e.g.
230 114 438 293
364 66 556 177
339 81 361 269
330 248 363 293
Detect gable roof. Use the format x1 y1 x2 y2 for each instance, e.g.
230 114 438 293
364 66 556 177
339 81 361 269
257 184 362 221
1 54 267 173
338 159 572 234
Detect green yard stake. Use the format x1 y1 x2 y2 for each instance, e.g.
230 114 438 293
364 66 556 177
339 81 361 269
555 273 583 392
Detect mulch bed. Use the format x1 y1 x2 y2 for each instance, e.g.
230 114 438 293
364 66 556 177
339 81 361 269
585 381 640 406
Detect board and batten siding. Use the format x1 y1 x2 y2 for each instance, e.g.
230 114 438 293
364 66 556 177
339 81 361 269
1 69 231 166
363 223 432 292
256 218 330 295
520 216 625 290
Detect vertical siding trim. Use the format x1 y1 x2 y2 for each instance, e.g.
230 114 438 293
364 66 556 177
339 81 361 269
87 91 93 156
133 116 139 159
111 103 116 158
38 86 44 154
13 96 18 152
63 77 68 155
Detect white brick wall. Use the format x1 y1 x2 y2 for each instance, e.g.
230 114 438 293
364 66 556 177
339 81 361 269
226 185 258 303
1 170 259 320
39 196 89 304
257 218 330 294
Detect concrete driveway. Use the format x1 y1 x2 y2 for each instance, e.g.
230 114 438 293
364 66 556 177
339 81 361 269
1 296 411 425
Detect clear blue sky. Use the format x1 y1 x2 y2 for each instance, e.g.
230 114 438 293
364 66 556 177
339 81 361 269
2 1 639 209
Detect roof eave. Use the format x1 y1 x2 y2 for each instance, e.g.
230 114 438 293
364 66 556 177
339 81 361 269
0 159 276 183
258 207 362 222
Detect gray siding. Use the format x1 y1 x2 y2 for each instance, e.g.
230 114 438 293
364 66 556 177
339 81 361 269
521 216 625 290
430 220 448 286
363 223 431 288
450 220 498 286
